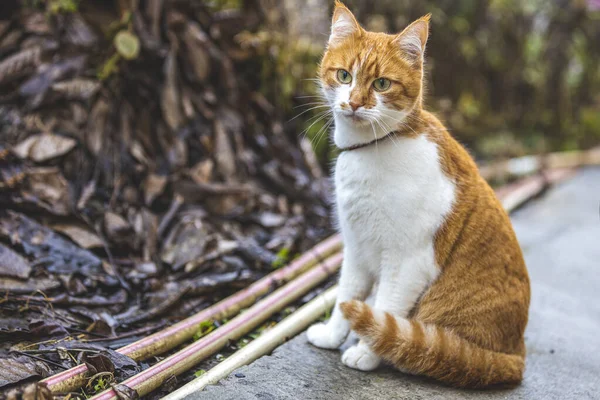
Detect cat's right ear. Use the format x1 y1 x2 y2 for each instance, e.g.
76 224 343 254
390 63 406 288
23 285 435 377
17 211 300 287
329 1 361 47
395 14 431 66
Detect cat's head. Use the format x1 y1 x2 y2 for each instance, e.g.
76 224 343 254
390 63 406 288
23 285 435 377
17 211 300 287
320 1 430 146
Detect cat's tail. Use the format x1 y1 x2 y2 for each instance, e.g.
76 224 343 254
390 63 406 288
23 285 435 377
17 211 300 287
340 300 524 388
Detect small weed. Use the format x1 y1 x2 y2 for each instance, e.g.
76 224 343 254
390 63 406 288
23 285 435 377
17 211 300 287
271 247 291 269
193 320 216 341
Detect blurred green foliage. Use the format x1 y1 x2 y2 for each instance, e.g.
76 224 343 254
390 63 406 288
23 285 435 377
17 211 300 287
250 0 600 164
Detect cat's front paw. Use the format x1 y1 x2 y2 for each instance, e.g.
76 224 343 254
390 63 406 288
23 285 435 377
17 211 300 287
341 343 381 371
306 322 347 349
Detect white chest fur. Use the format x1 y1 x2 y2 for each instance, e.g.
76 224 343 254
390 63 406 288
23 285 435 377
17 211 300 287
334 133 456 273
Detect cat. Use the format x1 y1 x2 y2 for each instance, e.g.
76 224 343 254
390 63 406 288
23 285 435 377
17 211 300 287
306 1 530 388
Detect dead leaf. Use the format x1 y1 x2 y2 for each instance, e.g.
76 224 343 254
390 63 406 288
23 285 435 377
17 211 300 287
3 382 53 400
59 343 139 380
0 212 103 277
256 211 286 228
184 239 238 273
129 140 152 167
213 120 236 181
22 382 53 400
112 383 139 400
0 46 42 86
161 217 209 270
64 13 98 48
161 49 184 131
0 163 26 189
188 160 214 184
83 353 115 375
0 243 31 279
186 269 255 295
23 13 51 35
24 167 71 216
143 174 167 205
160 374 178 393
86 99 108 156
0 276 61 294
52 78 101 100
116 286 189 325
0 318 30 340
12 133 77 162
77 180 96 210
19 56 87 104
52 290 126 306
52 224 103 249
28 320 69 338
137 209 158 261
0 357 52 388
183 22 210 81
104 212 132 242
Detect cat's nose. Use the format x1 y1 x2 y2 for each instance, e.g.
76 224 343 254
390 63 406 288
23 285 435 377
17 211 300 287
349 101 362 112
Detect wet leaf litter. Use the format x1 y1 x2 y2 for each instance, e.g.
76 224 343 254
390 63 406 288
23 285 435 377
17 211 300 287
0 1 332 397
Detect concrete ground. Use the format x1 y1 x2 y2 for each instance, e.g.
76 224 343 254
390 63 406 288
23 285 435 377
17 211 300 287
186 168 600 400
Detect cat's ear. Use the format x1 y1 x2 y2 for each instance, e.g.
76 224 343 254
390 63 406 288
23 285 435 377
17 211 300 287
395 14 431 65
329 1 361 47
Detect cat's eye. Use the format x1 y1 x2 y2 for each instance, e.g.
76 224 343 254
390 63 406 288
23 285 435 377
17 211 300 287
337 69 352 84
373 78 391 92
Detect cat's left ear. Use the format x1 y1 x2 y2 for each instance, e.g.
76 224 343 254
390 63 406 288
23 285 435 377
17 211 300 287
395 14 431 65
329 1 362 47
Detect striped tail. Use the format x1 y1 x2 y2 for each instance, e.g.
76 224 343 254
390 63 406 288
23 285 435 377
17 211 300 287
340 300 524 388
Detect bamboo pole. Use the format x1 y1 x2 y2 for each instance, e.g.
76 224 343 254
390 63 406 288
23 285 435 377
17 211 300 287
479 147 600 182
497 168 575 212
162 286 338 400
42 234 342 394
88 253 343 400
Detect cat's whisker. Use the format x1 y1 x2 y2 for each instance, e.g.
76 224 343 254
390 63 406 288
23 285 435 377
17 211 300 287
311 117 334 149
299 110 333 139
295 95 327 100
377 109 412 126
370 114 407 151
373 117 402 151
367 119 381 159
303 111 333 131
379 112 420 137
293 102 328 109
288 105 331 123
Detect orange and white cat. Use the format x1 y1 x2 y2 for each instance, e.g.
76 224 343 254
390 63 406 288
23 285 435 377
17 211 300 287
306 1 530 388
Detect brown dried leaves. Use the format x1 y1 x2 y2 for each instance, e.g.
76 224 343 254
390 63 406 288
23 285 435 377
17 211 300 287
12 133 76 162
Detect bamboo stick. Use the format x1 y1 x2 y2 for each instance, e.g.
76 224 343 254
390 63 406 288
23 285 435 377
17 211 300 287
497 168 575 212
162 286 338 400
479 147 600 181
88 253 343 400
42 234 342 394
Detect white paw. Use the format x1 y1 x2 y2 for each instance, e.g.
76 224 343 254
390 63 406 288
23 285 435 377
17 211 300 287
342 343 381 371
306 322 347 349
